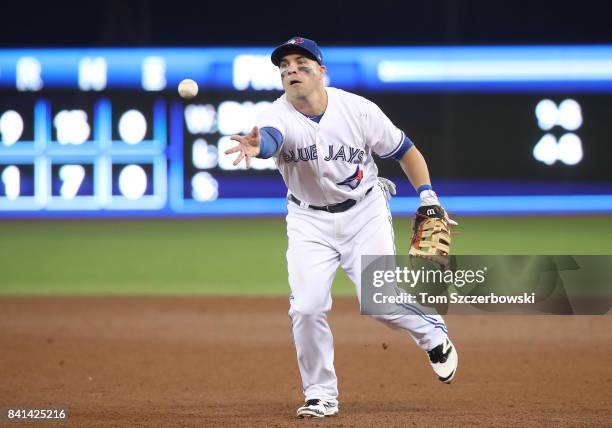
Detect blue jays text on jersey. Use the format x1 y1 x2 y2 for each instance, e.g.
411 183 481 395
282 144 365 164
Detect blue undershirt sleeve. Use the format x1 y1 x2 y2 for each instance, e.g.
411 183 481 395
257 127 284 159
391 134 414 161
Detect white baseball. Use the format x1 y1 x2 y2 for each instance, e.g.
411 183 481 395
178 79 198 99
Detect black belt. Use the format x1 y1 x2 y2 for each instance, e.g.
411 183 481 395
289 187 373 213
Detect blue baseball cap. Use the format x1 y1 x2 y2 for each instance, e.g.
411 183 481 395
271 37 323 66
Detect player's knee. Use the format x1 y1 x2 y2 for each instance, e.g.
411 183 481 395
289 296 331 316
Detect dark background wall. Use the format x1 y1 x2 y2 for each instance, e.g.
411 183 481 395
2 0 612 47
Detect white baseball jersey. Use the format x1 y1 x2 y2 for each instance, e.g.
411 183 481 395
256 87 409 206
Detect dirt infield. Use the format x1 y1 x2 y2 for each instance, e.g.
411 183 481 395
1 297 611 427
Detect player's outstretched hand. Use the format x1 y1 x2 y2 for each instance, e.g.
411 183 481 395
225 126 261 168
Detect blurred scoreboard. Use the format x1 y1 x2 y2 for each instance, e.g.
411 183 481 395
0 92 279 214
1 47 612 216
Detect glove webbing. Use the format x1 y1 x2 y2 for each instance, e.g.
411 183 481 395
409 216 451 257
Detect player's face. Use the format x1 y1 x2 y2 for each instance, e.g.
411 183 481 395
279 54 326 98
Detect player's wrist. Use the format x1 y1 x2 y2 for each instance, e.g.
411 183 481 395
417 184 432 193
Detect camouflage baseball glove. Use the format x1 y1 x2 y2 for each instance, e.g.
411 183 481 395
409 205 452 268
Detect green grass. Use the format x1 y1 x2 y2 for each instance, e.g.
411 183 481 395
1 216 611 296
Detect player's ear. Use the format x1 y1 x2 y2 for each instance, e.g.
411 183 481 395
319 64 327 77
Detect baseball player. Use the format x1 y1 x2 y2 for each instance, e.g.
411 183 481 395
225 37 458 419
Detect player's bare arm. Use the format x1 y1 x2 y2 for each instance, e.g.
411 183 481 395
225 126 261 168
398 145 432 191
399 145 458 225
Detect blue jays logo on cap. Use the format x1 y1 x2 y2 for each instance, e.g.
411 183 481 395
271 37 323 66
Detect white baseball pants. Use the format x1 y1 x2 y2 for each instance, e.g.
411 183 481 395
286 184 448 405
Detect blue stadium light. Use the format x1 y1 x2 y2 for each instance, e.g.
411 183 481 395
1 46 612 91
375 47 612 82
